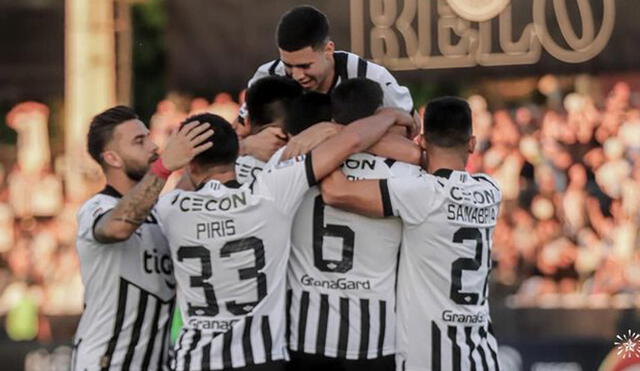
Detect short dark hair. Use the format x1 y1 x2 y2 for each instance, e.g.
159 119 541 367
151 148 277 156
246 76 303 129
180 113 238 167
87 105 138 165
277 5 330 51
285 92 332 135
331 78 383 125
423 96 472 147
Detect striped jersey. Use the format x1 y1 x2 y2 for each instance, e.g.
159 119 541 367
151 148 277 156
381 169 502 371
238 51 414 120
235 155 265 185
269 149 421 359
155 155 315 371
73 186 176 371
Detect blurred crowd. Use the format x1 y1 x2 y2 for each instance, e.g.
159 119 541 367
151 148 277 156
0 77 639 342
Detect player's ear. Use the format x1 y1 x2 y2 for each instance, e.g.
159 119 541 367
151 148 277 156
419 135 428 151
324 40 335 56
468 136 477 154
101 150 122 168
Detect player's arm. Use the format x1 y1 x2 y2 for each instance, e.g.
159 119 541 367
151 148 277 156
319 170 386 218
280 122 343 161
375 66 421 137
93 122 213 243
238 126 288 162
368 133 422 166
309 108 414 181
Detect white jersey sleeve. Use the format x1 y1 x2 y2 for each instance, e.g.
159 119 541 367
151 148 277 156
383 173 435 225
77 195 117 244
254 153 316 215
366 62 414 113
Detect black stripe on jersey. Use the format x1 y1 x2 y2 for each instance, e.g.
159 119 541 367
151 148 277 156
123 291 149 369
183 329 201 371
100 279 128 371
315 294 330 355
286 290 292 344
305 154 317 186
447 326 461 371
379 180 393 217
332 52 349 90
297 291 310 351
157 301 174 371
472 174 500 192
201 341 211 371
487 323 500 370
337 297 350 358
243 316 255 365
377 300 387 358
141 297 162 370
173 331 186 370
476 326 489 371
222 327 234 368
268 59 281 76
464 327 477 371
431 321 441 371
358 299 370 359
357 57 368 78
261 315 273 362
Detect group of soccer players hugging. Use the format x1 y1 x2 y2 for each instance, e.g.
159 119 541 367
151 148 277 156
71 5 502 371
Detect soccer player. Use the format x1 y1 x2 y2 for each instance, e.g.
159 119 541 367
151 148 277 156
154 109 414 371
274 78 422 371
235 76 302 185
320 97 502 371
73 106 213 370
233 5 418 134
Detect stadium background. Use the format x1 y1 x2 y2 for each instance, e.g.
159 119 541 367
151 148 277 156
1 0 639 369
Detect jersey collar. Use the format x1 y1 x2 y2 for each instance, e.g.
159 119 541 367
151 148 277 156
433 168 454 179
195 179 243 191
99 184 123 198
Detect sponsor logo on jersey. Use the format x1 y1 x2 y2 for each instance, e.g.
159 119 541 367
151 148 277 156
179 193 247 212
187 317 239 331
441 309 487 324
300 274 371 290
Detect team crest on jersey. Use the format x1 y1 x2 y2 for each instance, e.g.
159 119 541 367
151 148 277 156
274 154 305 169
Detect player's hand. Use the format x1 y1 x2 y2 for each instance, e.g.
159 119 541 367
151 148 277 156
242 127 288 162
160 121 214 171
377 107 419 139
282 122 342 161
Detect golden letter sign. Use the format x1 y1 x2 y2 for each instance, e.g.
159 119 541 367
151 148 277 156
350 0 616 70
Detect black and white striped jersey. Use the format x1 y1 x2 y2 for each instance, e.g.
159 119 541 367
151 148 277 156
235 155 265 185
381 169 502 371
73 186 176 371
155 155 315 371
238 50 414 120
269 149 421 359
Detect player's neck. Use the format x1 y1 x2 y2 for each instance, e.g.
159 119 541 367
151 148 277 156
193 165 237 187
426 148 468 174
104 170 138 195
318 60 335 94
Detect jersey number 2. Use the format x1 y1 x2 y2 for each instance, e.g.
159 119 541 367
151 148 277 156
178 237 267 316
449 227 491 305
312 196 355 273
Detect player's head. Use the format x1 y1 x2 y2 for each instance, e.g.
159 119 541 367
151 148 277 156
181 113 239 170
421 96 475 154
87 105 158 181
246 76 303 132
277 6 335 91
285 92 332 135
331 78 383 125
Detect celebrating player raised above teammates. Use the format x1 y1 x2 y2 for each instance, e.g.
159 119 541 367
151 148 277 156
320 97 502 371
154 108 414 371
233 5 419 136
267 78 421 371
72 106 213 370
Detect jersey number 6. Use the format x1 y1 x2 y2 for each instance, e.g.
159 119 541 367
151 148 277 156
312 196 355 273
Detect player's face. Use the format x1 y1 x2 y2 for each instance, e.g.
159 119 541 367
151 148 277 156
279 42 334 92
105 120 159 181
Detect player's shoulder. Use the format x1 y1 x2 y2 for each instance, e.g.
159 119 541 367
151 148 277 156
254 58 286 78
469 172 501 193
156 189 183 213
77 189 119 221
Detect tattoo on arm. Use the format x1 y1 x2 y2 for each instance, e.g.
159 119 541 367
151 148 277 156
95 173 167 242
